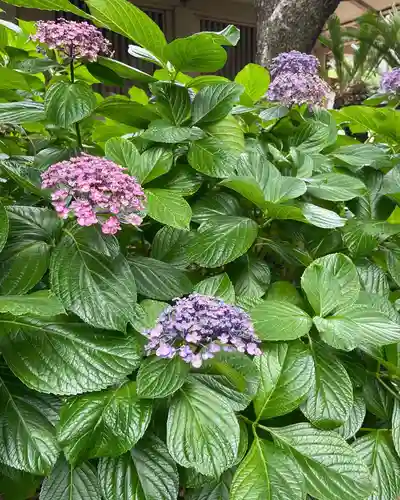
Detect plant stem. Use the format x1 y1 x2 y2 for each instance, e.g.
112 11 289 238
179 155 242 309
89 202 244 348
70 59 83 151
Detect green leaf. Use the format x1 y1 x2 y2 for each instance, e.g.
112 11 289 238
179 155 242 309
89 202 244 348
259 105 289 121
266 281 304 307
191 192 242 224
187 216 258 268
0 0 89 17
204 115 245 154
145 188 192 229
150 226 194 268
387 248 400 288
194 273 235 303
137 356 190 399
306 173 366 201
105 137 140 173
128 256 193 300
45 82 96 128
250 300 312 341
192 83 244 125
230 437 304 500
58 381 151 464
336 391 366 440
314 305 400 351
363 377 393 421
141 120 205 143
156 164 203 197
40 457 101 500
357 260 389 297
167 379 240 476
254 340 314 419
353 431 400 500
188 137 238 178
186 471 232 500
0 101 45 124
220 176 266 208
232 255 271 298
301 253 360 317
0 68 29 91
151 81 191 125
300 202 346 228
0 291 64 316
128 44 163 65
0 315 142 395
202 24 240 46
392 399 400 459
0 206 60 295
269 423 373 500
187 75 230 90
291 119 336 154
164 34 227 73
236 152 306 203
96 97 158 128
98 435 179 500
140 147 173 184
0 367 59 475
330 143 388 168
234 63 270 104
300 344 353 429
97 56 156 83
86 0 167 59
0 200 8 253
50 227 138 332
191 351 260 411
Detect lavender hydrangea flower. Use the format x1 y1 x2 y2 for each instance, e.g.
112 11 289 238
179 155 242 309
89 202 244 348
267 71 330 107
32 19 111 61
380 68 400 94
143 293 262 368
270 50 320 78
42 154 146 234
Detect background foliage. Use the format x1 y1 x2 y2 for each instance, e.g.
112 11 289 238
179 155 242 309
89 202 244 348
1 1 400 499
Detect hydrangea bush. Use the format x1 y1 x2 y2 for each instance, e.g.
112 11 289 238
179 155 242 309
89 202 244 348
1 2 400 500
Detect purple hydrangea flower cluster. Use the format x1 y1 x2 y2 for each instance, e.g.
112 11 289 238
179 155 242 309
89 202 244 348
269 50 320 78
143 293 262 368
32 19 111 61
42 154 146 235
267 50 330 107
380 68 400 94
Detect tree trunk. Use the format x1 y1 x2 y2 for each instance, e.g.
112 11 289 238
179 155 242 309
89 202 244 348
255 0 341 67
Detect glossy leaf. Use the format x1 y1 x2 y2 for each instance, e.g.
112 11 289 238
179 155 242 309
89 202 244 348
353 432 400 500
151 81 191 125
0 291 64 316
269 423 373 500
0 101 45 124
301 343 353 429
86 0 167 59
234 64 270 104
336 391 366 440
145 188 192 229
254 340 314 419
39 457 101 500
98 435 179 500
0 367 59 475
45 81 96 128
50 227 138 332
0 315 142 395
137 356 190 399
194 273 235 303
250 300 313 341
230 437 304 500
232 256 271 299
306 173 366 201
301 253 360 317
57 381 151 464
192 83 244 125
167 379 240 476
187 216 258 268
128 255 192 300
141 120 205 143
105 137 140 173
188 137 238 178
150 226 194 268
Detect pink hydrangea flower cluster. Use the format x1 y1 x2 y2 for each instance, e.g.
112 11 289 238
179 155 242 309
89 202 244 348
42 154 146 235
32 19 111 61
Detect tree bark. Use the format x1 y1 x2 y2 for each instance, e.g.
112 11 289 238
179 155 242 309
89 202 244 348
255 0 341 67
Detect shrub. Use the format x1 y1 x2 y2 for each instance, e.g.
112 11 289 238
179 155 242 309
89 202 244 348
0 1 400 499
